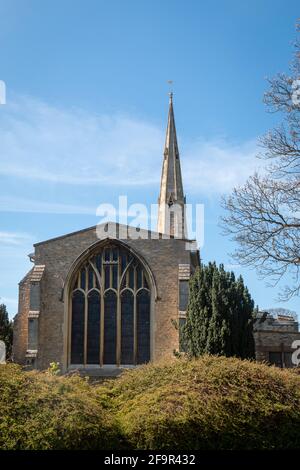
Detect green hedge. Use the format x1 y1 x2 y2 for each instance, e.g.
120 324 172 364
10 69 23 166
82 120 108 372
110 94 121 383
0 364 120 450
98 356 300 450
2 357 300 449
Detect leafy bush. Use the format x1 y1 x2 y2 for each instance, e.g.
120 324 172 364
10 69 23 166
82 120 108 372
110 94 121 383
98 356 300 450
2 357 300 450
0 364 120 450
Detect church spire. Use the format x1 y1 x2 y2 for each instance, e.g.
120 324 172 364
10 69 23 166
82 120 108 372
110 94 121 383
157 94 186 238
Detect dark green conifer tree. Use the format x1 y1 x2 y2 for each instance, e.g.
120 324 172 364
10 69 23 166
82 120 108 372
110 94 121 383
0 303 13 359
182 263 256 359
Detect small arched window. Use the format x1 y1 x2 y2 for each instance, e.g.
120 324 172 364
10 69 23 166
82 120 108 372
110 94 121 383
70 243 151 366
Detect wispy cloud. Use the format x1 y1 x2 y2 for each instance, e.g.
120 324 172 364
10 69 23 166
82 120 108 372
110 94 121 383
0 296 18 318
0 95 163 186
0 196 96 215
183 139 261 194
224 263 242 270
0 94 261 194
0 296 18 310
0 231 32 245
0 232 34 317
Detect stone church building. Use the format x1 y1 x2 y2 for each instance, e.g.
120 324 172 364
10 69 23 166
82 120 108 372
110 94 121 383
13 94 199 374
13 95 300 372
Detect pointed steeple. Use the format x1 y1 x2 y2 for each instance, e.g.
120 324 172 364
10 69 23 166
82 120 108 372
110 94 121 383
157 94 187 238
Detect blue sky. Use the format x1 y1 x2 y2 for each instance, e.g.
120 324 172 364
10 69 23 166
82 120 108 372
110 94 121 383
0 0 299 317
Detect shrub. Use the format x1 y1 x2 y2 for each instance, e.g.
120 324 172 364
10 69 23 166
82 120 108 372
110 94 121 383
98 356 300 450
2 357 300 450
0 364 120 450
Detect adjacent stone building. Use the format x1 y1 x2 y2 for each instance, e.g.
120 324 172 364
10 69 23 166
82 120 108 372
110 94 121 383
254 311 300 368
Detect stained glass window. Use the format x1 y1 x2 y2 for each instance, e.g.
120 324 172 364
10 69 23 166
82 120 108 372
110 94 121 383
70 243 151 366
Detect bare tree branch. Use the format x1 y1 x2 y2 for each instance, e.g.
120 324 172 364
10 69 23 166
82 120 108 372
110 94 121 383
221 23 300 300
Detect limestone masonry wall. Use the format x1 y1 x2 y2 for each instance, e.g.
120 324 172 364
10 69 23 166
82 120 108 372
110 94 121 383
13 271 32 364
15 225 193 370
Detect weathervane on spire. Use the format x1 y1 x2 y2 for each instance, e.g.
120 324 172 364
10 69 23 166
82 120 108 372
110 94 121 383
167 80 173 102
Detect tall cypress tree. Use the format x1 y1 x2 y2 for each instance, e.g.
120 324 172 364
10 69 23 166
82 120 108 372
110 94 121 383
182 263 256 359
0 303 13 359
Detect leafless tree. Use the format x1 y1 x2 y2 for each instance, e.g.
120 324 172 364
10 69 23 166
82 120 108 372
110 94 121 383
222 22 300 300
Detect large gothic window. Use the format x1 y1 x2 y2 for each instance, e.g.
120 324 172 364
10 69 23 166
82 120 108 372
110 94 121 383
70 243 151 366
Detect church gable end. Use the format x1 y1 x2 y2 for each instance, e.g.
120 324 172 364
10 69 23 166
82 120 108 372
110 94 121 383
14 96 199 374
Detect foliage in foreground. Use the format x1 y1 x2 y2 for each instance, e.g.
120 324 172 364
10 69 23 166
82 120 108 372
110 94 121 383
2 357 300 450
98 356 300 450
0 364 120 450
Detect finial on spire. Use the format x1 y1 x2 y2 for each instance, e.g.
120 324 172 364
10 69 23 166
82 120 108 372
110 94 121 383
167 80 173 103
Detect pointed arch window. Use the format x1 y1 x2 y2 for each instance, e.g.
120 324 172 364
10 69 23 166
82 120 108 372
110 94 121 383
70 243 151 366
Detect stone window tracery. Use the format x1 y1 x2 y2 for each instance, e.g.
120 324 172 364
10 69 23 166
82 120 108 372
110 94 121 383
70 243 151 366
